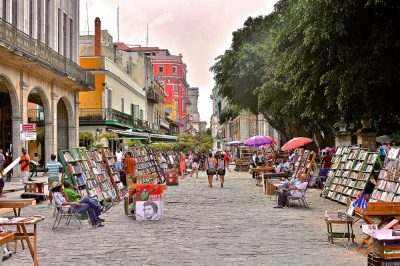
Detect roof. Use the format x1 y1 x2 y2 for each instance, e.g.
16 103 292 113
114 43 170 54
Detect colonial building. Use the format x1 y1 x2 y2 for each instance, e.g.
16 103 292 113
79 18 147 138
187 87 207 134
0 0 94 169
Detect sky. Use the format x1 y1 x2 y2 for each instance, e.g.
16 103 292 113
80 0 278 126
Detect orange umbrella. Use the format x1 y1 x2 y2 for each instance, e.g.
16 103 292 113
281 137 313 151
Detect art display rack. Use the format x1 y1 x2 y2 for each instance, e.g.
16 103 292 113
58 147 117 203
101 147 125 201
294 150 316 179
370 148 400 202
324 147 378 204
321 146 349 197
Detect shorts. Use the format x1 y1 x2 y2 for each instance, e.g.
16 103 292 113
192 162 198 169
116 161 122 171
217 169 225 176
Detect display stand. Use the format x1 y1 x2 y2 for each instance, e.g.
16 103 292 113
355 203 400 254
236 147 257 171
58 148 117 203
130 147 163 183
101 147 125 201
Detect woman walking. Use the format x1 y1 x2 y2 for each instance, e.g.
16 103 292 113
205 152 217 187
217 154 227 187
179 152 187 179
224 150 231 173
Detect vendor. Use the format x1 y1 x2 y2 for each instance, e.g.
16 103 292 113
274 174 308 208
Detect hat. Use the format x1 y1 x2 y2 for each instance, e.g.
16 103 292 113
49 180 62 191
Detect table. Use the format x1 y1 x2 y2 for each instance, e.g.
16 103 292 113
249 167 275 187
355 202 400 254
0 216 44 266
325 216 355 249
23 181 46 194
262 172 291 194
0 199 36 253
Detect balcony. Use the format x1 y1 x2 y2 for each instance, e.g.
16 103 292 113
150 123 160 131
146 87 162 103
0 18 94 90
79 108 150 130
160 119 170 129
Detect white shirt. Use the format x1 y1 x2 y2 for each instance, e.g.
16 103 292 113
53 192 70 213
116 151 123 162
291 182 308 197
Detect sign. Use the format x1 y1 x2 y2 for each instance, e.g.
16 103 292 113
20 132 37 141
135 185 163 221
20 123 37 132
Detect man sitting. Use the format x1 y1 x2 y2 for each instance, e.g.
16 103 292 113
274 174 308 208
51 181 105 228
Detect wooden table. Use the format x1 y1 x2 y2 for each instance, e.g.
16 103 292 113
0 216 44 266
23 181 46 194
0 232 14 263
0 198 36 253
249 167 275 187
355 202 400 254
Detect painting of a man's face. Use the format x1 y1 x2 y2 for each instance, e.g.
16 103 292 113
144 205 155 219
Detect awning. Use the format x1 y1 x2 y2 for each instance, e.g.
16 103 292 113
109 129 177 142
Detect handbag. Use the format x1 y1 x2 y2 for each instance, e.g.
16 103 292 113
207 168 217 176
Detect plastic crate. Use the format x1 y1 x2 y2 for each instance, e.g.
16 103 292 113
368 253 400 266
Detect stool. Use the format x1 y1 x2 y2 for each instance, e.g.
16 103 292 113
325 216 355 249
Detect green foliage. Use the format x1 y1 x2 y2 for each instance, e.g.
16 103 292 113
79 132 94 148
99 132 118 140
211 0 400 146
219 105 240 124
123 139 143 148
148 142 173 152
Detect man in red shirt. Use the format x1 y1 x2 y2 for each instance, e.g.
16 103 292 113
19 148 31 183
125 152 137 187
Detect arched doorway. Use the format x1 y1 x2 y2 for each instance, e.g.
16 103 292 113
27 87 50 164
0 80 12 153
57 98 69 151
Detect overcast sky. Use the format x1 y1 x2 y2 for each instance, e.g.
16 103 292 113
80 0 278 126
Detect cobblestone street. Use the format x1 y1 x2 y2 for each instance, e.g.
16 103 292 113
4 171 367 266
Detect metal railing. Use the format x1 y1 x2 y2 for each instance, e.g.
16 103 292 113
146 87 161 103
0 18 94 88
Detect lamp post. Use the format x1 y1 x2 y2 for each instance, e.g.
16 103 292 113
95 128 100 143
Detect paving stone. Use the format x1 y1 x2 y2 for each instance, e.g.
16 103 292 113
3 171 368 265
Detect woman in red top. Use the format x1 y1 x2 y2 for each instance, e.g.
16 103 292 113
223 150 231 173
179 152 187 179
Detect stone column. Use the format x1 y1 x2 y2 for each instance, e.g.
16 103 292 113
51 91 59 154
357 118 377 150
335 131 352 147
12 116 21 177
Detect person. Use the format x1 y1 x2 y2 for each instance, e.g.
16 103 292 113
224 150 231 173
274 174 308 208
46 154 63 204
115 149 123 172
19 148 31 183
250 151 259 179
179 152 186 179
379 143 386 162
205 152 217 187
217 154 227 187
321 151 332 169
159 153 168 176
0 169 4 197
384 143 391 157
141 201 159 221
125 152 137 187
51 181 105 228
190 153 200 178
0 149 5 172
4 151 12 182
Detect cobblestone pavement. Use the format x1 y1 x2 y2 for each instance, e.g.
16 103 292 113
3 171 368 266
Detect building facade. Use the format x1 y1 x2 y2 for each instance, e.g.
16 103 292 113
0 0 94 169
187 87 206 134
79 18 148 139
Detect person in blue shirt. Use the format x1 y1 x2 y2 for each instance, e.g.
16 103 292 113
378 144 386 162
46 154 63 204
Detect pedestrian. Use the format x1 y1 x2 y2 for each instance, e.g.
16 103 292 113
378 143 386 162
214 153 220 180
4 150 12 182
46 153 63 205
224 150 231 173
125 151 137 187
217 153 227 187
115 149 123 172
179 151 187 179
250 151 259 179
0 149 4 173
190 152 200 178
19 148 31 183
0 149 5 197
159 153 168 176
205 152 217 187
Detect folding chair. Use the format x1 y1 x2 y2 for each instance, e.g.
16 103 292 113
286 188 309 208
52 204 82 230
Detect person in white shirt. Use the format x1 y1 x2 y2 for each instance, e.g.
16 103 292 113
274 174 308 208
115 149 123 172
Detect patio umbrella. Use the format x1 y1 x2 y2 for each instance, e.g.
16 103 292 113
244 135 274 147
281 137 313 151
226 140 244 146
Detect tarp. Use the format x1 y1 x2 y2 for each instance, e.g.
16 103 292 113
109 129 177 143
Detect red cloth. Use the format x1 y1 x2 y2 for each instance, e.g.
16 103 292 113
322 154 332 168
20 154 30 172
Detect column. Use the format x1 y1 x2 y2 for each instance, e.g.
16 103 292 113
51 91 58 154
12 116 21 177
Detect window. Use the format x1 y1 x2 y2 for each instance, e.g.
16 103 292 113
45 0 49 44
29 0 33 36
130 103 134 117
69 18 73 59
58 8 61 53
173 84 178 94
121 98 124 113
2 0 6 20
11 0 17 26
158 65 164 74
173 65 177 75
140 109 143 120
37 0 42 40
63 13 67 57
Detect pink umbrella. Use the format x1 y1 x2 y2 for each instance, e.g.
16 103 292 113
244 135 274 147
281 137 313 151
